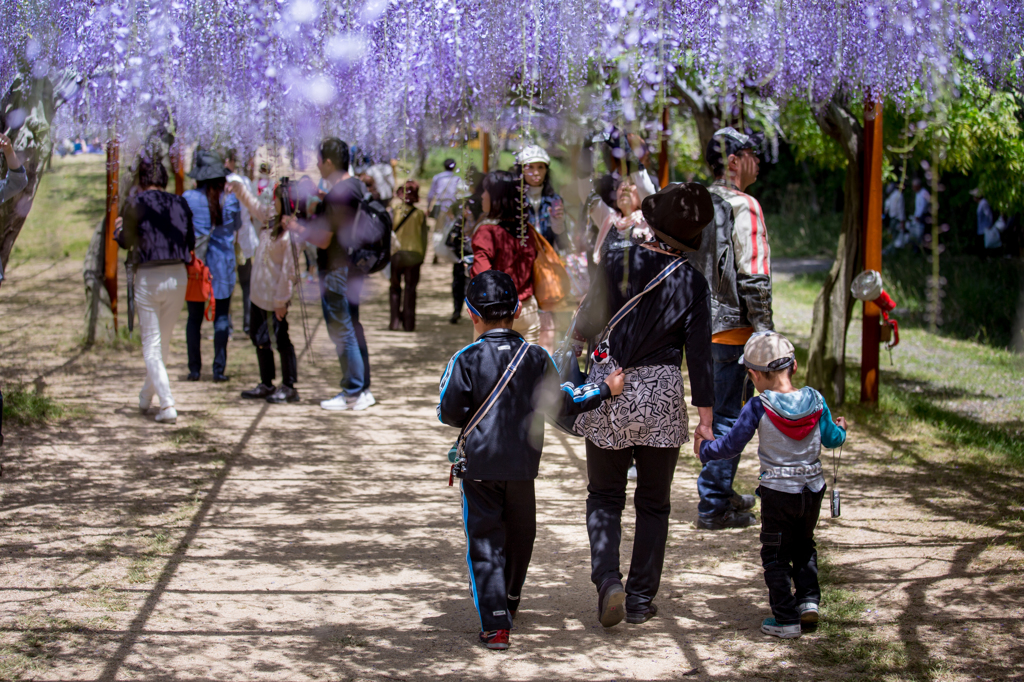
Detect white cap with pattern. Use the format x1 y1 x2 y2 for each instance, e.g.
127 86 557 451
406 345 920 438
517 144 550 166
740 331 796 373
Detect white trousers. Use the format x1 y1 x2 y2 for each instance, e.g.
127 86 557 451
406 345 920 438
135 263 188 409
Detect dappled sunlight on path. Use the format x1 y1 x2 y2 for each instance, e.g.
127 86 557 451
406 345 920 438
0 257 1022 680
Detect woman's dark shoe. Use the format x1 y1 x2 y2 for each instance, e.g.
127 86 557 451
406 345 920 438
186 373 201 382
212 374 230 383
597 578 626 628
449 312 461 324
241 383 275 399
626 601 658 624
266 385 299 404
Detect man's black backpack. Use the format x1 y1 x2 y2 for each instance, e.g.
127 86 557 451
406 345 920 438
347 196 392 274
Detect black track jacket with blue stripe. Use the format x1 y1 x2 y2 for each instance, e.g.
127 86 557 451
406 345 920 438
438 328 610 480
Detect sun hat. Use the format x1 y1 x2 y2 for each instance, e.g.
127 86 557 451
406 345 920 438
640 182 714 252
517 145 550 166
466 270 520 321
187 149 229 182
740 331 796 373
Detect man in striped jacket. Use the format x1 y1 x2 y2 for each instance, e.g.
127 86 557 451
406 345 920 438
690 126 775 530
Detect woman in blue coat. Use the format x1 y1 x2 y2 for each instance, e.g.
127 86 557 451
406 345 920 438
183 150 241 382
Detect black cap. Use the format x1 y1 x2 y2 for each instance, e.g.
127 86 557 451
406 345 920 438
466 270 519 321
188 148 229 182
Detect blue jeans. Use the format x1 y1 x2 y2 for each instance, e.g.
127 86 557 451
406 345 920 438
187 296 232 378
320 271 365 397
697 343 747 518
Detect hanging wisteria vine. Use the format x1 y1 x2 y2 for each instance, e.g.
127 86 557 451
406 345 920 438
1 0 1021 157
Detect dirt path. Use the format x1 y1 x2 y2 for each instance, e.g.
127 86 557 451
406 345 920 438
0 256 1022 681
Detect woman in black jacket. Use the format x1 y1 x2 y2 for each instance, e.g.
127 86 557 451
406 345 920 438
573 183 716 628
116 154 195 424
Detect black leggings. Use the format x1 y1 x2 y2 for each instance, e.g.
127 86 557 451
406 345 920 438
249 302 297 387
585 440 680 612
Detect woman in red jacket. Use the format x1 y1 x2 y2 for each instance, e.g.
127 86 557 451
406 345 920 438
469 171 540 343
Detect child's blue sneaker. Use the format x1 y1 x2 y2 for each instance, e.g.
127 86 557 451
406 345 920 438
761 617 801 639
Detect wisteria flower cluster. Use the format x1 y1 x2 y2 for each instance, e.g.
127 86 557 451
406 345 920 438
0 0 1020 158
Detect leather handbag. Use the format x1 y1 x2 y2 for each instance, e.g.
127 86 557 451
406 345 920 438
531 229 571 311
185 253 215 321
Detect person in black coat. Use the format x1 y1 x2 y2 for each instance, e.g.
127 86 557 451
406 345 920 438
574 182 716 628
438 270 624 650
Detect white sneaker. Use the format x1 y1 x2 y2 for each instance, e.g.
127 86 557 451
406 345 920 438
320 392 353 411
349 390 376 411
627 465 638 481
155 407 177 424
798 602 819 624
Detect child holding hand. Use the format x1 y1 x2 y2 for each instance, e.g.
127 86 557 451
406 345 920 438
438 270 624 650
694 332 846 639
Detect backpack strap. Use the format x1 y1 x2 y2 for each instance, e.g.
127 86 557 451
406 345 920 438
457 341 531 457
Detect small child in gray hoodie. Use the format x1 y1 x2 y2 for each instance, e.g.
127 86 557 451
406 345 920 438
694 331 847 639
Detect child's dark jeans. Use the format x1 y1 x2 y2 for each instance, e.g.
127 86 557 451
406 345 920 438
758 485 825 624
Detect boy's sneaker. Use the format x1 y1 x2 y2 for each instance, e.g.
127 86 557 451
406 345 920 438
479 629 510 650
597 578 626 628
696 510 758 530
798 602 819 625
626 601 658 624
350 390 376 411
730 493 756 511
320 393 352 410
154 407 177 424
241 383 275 399
266 385 299 404
761 617 801 639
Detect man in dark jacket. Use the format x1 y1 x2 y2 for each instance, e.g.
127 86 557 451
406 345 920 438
438 270 623 650
689 127 774 530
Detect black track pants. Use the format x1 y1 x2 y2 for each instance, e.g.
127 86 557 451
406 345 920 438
460 479 536 632
585 440 679 612
758 485 825 625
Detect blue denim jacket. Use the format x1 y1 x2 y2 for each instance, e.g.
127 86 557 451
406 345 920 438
184 189 241 299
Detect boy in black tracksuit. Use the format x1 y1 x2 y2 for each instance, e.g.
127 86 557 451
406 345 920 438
438 270 623 650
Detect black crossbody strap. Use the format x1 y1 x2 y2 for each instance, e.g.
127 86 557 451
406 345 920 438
457 341 531 456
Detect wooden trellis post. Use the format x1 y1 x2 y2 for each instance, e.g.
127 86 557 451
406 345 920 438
103 138 120 333
860 101 883 403
658 107 670 188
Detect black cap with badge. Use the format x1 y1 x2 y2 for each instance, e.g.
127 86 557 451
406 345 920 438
465 270 520 321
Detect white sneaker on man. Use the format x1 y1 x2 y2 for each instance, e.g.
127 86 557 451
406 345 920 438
349 390 376 411
320 393 353 411
155 407 177 424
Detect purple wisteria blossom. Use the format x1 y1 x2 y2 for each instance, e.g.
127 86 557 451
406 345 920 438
0 0 1020 155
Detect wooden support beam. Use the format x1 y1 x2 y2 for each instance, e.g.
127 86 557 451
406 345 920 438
480 130 490 174
172 143 185 195
658 107 670 188
103 139 120 333
860 101 883 404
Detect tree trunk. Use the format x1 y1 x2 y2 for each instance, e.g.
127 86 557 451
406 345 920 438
805 96 864 406
0 75 58 272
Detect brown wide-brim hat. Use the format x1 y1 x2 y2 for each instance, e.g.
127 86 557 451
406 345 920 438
641 182 714 252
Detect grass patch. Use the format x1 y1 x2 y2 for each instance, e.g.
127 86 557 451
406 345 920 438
0 615 98 680
126 558 155 584
2 384 69 427
11 155 106 264
169 425 207 446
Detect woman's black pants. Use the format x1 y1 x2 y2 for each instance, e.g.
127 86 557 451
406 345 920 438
585 440 680 613
187 296 231 378
248 302 297 387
